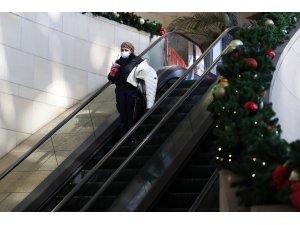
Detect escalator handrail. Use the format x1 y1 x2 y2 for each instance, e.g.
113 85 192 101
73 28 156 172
0 31 190 182
79 43 232 212
51 26 238 212
0 82 111 181
189 168 219 212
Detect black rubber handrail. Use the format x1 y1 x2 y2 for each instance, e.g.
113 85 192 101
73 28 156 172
189 168 219 212
52 26 237 212
0 31 187 182
79 42 231 212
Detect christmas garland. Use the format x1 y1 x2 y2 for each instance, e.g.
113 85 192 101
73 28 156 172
207 12 300 210
90 12 166 37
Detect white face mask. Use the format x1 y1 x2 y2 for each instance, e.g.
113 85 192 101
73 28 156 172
121 51 130 58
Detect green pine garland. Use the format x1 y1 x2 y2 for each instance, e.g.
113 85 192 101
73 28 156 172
90 12 163 37
207 12 300 208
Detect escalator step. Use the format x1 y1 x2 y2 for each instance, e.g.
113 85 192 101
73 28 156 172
185 94 206 105
192 86 210 95
59 195 116 212
180 165 216 179
196 207 219 212
76 181 128 196
89 168 138 182
177 80 195 88
190 152 214 164
153 207 189 212
102 155 150 169
160 96 181 106
145 114 164 124
154 103 194 115
111 144 157 157
168 88 189 97
157 193 199 208
88 195 117 211
169 178 208 193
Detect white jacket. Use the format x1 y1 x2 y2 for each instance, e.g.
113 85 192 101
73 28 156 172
127 60 158 109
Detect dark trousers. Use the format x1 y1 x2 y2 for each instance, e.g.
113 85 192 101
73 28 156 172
115 87 137 137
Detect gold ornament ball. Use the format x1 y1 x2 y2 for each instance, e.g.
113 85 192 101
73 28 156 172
265 19 274 25
289 170 300 182
219 79 229 88
225 39 243 54
229 39 243 48
215 87 226 98
260 90 267 98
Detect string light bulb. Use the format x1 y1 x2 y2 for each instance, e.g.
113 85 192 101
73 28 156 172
252 173 256 178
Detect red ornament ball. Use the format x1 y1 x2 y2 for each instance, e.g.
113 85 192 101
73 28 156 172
272 165 291 190
233 50 243 57
159 27 167 36
244 101 258 112
266 50 276 59
267 125 275 130
245 58 258 70
290 182 300 211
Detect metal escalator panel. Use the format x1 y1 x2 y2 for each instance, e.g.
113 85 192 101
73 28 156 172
51 28 236 212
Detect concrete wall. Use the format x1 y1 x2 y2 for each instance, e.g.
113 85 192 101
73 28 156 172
270 28 300 143
0 12 151 158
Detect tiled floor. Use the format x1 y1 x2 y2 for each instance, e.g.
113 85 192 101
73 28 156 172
0 85 118 211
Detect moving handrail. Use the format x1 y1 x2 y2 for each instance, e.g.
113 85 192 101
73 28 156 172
52 26 238 212
80 43 231 212
0 31 197 182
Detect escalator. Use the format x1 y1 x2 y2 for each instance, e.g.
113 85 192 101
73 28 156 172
51 75 217 212
8 28 237 212
37 77 214 211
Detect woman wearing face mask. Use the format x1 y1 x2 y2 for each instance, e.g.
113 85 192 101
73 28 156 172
107 41 144 142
